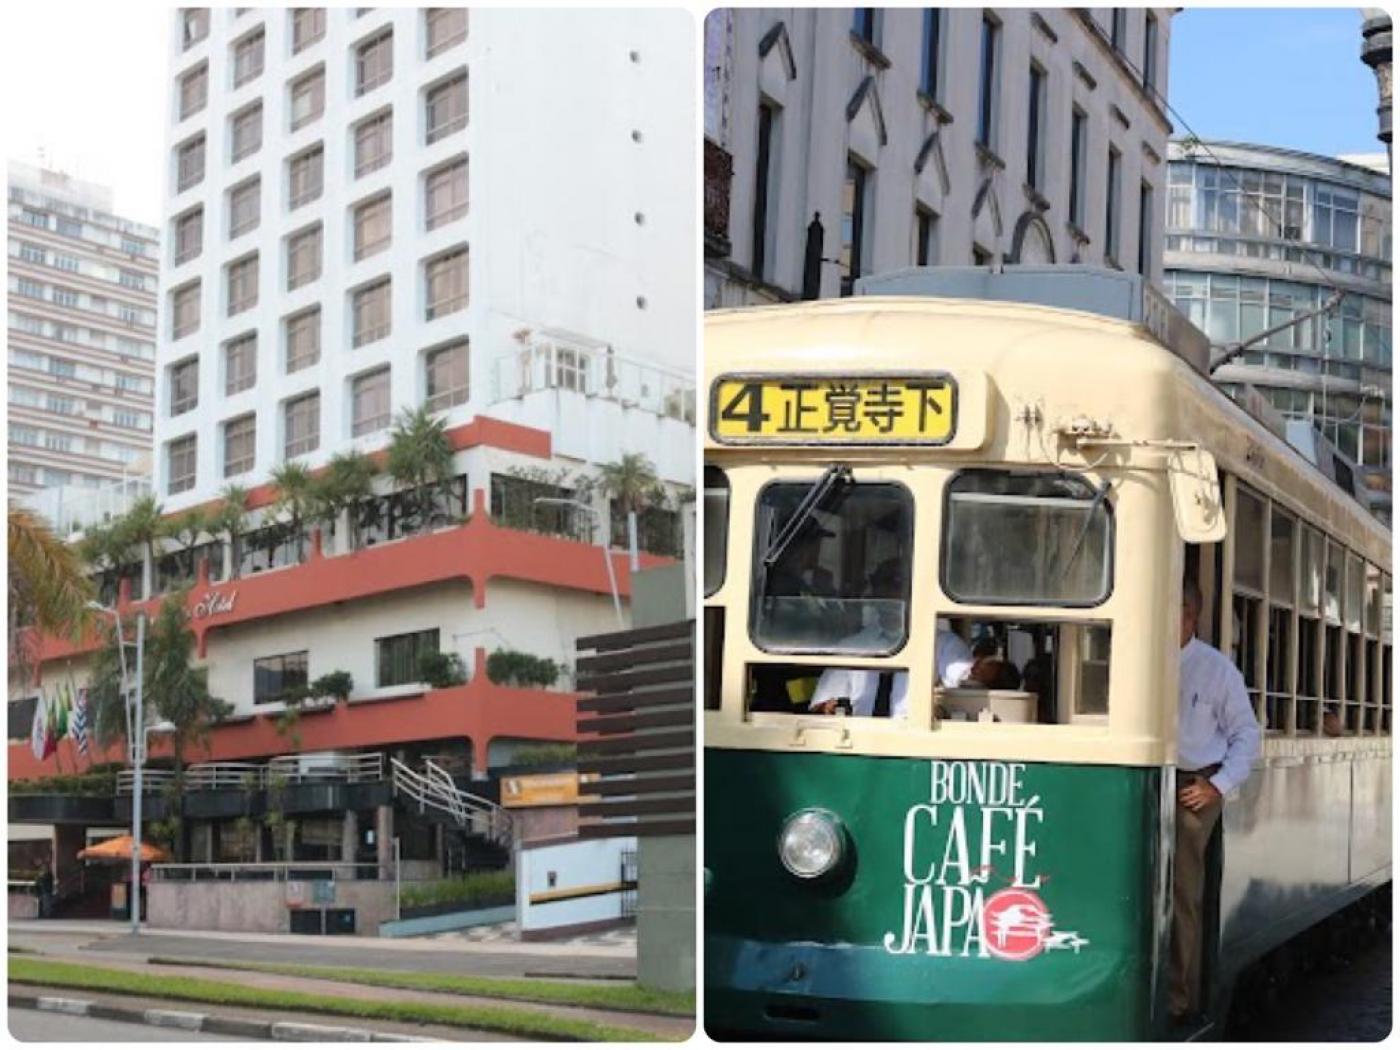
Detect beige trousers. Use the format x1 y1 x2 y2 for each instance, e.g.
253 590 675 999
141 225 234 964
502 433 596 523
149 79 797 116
1169 773 1223 1016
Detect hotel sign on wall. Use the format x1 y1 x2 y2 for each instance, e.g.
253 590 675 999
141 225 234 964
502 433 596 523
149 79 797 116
191 591 237 620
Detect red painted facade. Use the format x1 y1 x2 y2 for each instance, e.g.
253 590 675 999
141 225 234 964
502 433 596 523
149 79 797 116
11 417 673 783
9 650 576 780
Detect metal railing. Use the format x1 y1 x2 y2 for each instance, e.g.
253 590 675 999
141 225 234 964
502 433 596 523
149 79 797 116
151 861 383 883
117 753 385 795
390 757 512 846
491 338 696 424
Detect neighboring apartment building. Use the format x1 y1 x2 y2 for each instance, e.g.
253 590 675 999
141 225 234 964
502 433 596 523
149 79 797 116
1162 140 1392 523
704 7 1174 307
8 8 694 887
6 162 158 499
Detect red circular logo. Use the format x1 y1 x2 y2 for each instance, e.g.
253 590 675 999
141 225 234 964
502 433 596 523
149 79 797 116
982 888 1052 961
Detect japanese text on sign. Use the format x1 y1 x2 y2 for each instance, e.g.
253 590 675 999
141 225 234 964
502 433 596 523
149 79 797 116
710 375 956 444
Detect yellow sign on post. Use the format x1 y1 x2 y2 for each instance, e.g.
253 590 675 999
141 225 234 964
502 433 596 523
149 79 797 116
501 771 599 808
710 374 957 445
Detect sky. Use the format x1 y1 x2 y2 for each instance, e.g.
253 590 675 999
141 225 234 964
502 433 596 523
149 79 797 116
1169 7 1384 159
1 5 1387 230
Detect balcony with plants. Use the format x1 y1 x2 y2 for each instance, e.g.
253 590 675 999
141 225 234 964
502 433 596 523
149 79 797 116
23 411 681 668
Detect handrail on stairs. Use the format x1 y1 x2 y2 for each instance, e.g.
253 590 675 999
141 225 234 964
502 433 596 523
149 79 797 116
388 757 513 848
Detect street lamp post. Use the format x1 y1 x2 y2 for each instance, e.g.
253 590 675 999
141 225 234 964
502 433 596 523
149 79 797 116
532 497 624 627
87 600 146 934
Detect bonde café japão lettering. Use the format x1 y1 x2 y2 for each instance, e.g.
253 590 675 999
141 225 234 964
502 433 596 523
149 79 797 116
884 760 1045 958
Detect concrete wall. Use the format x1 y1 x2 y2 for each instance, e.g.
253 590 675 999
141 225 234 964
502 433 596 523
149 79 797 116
148 877 397 934
517 836 634 937
637 833 695 993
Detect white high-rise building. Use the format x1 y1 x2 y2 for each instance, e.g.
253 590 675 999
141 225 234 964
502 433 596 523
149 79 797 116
155 6 694 507
6 8 697 890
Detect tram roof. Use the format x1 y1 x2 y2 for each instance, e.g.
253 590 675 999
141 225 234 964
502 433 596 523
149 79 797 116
705 274 1390 565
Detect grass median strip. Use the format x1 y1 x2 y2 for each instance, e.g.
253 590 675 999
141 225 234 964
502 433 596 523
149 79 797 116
8 958 661 1042
146 956 693 1018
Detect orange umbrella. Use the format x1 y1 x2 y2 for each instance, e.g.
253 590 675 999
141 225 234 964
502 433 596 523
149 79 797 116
77 835 170 863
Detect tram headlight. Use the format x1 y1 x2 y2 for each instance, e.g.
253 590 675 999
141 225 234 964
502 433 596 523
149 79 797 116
778 809 845 880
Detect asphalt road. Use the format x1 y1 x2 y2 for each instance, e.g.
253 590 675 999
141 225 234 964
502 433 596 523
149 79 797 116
1234 940 1392 1042
7 1008 247 1042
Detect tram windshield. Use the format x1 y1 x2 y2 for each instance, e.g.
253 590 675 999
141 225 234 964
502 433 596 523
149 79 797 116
943 470 1114 606
751 480 912 654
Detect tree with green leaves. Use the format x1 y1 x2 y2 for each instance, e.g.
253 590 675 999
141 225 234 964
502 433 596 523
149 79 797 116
8 508 94 691
143 589 232 777
598 453 661 552
163 507 209 584
386 406 454 535
311 450 379 551
119 495 165 600
271 461 316 562
211 484 249 579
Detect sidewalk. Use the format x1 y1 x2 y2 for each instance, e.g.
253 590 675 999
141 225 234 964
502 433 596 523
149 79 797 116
9 919 635 959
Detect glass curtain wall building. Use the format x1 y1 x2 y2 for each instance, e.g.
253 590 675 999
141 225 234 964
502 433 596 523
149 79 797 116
1163 140 1392 522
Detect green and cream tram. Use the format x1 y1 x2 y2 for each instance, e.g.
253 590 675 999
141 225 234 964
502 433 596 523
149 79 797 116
702 270 1391 1040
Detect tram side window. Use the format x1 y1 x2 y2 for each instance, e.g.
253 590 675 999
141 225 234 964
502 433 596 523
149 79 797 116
1296 525 1324 734
1264 509 1294 732
1230 487 1265 724
942 470 1113 606
1383 573 1393 735
704 464 729 597
1323 540 1345 727
750 479 913 654
745 617 1111 725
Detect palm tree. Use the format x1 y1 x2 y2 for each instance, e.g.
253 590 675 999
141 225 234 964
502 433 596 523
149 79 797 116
120 495 165 600
271 462 316 562
598 453 660 551
386 406 454 535
8 508 94 690
163 507 209 584
311 451 379 551
144 589 232 779
77 519 137 605
211 484 249 579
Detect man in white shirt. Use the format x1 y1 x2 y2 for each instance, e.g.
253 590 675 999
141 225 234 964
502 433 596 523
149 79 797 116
809 626 974 718
1171 576 1261 1022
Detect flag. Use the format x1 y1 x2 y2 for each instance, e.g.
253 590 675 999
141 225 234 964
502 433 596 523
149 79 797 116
72 687 89 757
29 694 45 760
55 681 70 739
40 695 57 760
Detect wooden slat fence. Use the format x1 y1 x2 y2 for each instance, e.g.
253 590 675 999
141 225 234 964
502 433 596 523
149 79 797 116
575 619 695 839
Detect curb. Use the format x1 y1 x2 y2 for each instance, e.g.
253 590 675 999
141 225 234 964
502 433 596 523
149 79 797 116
9 992 438 1042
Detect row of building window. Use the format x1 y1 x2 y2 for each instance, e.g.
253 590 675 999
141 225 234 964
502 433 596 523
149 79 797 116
8 273 156 329
8 185 158 252
1164 271 1392 366
8 316 159 375
178 12 466 131
7 463 119 490
181 8 466 65
165 339 468 493
167 241 467 355
10 236 157 296
8 422 147 463
177 153 462 267
8 385 151 430
1167 162 1391 261
250 627 442 703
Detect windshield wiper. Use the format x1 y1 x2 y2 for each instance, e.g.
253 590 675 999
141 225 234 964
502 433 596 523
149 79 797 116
1060 478 1113 582
762 464 852 568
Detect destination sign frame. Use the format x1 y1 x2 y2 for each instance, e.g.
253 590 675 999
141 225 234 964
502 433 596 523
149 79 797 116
709 371 960 447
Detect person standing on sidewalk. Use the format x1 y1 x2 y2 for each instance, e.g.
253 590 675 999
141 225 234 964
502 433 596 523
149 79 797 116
1171 577 1261 1024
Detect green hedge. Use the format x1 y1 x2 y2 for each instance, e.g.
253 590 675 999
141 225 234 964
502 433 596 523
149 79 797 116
401 869 515 911
507 743 577 767
486 649 560 689
10 769 118 797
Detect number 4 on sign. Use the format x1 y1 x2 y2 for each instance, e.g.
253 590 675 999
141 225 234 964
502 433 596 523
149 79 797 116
720 383 769 432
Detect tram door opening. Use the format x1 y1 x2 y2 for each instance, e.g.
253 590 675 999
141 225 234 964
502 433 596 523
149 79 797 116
1181 541 1228 1020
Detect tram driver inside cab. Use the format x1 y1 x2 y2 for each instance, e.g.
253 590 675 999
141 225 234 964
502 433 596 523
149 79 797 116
809 560 975 717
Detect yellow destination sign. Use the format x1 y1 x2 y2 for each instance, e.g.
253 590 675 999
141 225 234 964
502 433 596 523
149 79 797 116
710 375 957 445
